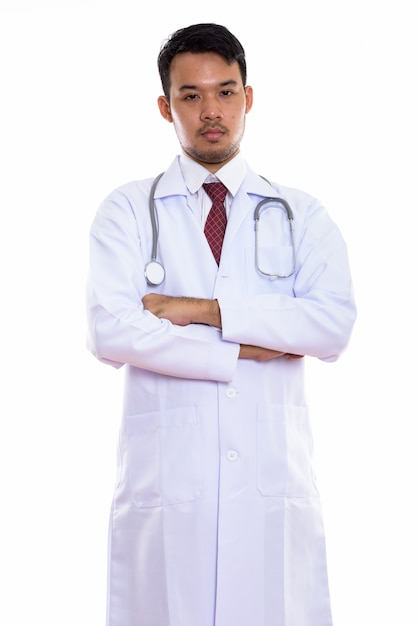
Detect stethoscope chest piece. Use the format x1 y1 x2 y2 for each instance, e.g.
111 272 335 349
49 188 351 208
144 260 165 286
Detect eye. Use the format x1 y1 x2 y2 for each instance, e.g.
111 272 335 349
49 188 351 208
184 93 199 101
220 89 234 97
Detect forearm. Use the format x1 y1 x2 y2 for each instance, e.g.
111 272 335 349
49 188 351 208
142 294 222 328
142 294 302 362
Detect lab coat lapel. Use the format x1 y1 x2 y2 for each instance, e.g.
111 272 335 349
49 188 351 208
150 158 222 291
152 157 189 201
222 168 275 253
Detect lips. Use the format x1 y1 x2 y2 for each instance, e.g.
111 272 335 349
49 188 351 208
202 128 224 141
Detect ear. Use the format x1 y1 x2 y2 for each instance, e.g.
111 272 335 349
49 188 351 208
244 86 253 114
158 96 173 122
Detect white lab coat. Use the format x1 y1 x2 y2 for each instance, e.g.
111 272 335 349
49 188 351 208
87 156 356 626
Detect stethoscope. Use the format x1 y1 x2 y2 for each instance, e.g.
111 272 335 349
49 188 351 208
144 173 297 286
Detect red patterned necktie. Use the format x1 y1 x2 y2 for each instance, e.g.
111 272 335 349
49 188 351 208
203 182 228 265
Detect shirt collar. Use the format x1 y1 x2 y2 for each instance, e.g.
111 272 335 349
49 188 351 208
179 152 247 197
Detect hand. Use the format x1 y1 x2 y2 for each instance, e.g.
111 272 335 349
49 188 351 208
142 293 221 327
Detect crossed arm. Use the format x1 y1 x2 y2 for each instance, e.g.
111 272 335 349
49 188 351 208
142 293 303 362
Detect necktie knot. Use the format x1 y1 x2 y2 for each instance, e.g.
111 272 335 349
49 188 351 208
203 181 228 205
202 182 228 265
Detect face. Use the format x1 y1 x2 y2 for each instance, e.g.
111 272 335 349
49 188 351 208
158 52 253 173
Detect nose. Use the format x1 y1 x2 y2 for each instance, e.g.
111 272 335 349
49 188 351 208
200 97 223 121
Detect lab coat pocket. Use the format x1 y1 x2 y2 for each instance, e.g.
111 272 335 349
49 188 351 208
257 404 315 498
125 406 202 508
256 245 294 279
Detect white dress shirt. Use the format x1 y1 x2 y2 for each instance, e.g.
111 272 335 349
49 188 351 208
179 152 247 226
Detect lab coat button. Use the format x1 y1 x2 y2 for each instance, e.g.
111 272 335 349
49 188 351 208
226 449 239 462
226 387 237 398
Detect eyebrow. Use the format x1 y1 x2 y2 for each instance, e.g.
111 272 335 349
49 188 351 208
178 79 239 92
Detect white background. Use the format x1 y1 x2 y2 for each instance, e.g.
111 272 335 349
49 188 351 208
1 1 417 624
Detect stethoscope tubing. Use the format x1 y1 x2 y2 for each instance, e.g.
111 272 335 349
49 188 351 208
254 196 296 278
148 172 165 263
145 175 297 285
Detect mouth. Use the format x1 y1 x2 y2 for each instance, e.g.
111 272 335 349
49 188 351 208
201 126 226 141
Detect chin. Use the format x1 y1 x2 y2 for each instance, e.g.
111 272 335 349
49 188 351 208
188 146 238 165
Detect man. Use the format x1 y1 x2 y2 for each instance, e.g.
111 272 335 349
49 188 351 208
87 23 356 626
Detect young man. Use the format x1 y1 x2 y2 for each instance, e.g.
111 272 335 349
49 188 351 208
87 23 356 626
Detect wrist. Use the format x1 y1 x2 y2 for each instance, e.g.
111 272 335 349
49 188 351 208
193 298 221 328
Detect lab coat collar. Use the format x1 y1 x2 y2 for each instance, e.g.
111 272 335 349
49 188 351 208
179 153 246 196
153 155 277 200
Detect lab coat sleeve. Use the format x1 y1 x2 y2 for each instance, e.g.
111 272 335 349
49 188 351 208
86 189 239 381
218 198 356 361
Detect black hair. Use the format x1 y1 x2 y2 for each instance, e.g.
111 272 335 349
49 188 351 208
157 23 247 98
